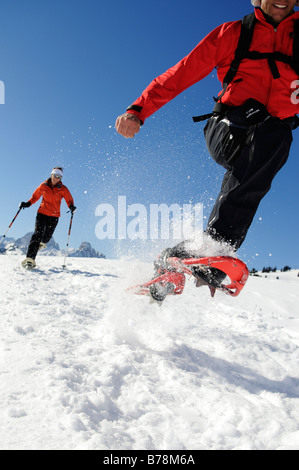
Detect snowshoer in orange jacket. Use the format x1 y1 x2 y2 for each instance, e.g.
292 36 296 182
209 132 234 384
116 0 299 302
20 167 76 269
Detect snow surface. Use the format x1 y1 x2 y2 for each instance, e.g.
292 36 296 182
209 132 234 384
0 255 299 450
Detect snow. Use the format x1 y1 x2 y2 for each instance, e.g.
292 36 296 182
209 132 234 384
0 255 299 450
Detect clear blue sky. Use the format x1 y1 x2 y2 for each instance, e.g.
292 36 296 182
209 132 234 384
0 0 298 270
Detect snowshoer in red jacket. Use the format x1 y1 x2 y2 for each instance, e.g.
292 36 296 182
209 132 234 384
20 167 76 269
116 0 299 301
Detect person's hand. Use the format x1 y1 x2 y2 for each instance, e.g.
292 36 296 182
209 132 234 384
115 113 141 138
19 201 31 209
69 204 76 214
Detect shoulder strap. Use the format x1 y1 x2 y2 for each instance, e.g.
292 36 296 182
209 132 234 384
220 14 299 90
196 14 299 120
293 18 299 76
215 13 257 102
223 13 257 88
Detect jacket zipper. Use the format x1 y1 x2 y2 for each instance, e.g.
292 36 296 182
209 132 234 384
266 27 277 108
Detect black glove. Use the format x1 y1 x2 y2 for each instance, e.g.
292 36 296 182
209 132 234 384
69 204 76 214
19 201 31 209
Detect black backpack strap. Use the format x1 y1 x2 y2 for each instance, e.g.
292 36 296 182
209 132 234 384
192 112 214 123
192 102 230 122
244 18 299 79
223 13 257 88
293 19 299 76
215 12 257 102
195 14 299 123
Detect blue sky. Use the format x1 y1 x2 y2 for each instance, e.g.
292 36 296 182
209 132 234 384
0 0 298 270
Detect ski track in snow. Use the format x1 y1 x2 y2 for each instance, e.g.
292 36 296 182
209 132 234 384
0 255 298 450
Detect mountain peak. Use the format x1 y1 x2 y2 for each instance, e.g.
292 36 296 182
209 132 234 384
0 233 106 259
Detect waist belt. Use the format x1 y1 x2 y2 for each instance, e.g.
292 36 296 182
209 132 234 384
192 103 299 129
192 102 230 122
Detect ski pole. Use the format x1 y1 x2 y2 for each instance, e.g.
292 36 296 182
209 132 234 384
0 207 22 246
62 212 74 269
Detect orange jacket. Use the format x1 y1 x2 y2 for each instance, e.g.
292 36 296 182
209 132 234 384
29 179 74 217
127 8 299 122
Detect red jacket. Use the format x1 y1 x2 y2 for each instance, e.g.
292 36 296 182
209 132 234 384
127 8 299 122
29 179 74 217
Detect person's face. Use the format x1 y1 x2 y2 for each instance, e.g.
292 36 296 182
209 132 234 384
260 0 297 23
51 174 62 186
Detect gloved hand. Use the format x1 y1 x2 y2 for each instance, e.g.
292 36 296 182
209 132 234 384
19 201 31 209
69 204 76 214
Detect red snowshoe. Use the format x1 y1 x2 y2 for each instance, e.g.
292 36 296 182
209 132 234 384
127 256 249 303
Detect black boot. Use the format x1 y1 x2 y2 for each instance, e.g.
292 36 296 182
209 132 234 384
150 247 188 303
149 281 175 303
192 265 227 288
153 248 176 275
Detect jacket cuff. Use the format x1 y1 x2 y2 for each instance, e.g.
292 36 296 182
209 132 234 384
126 105 144 125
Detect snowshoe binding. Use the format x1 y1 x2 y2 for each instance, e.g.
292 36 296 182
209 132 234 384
148 248 186 303
149 270 186 304
22 257 36 270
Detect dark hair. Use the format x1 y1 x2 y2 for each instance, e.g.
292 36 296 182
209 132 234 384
52 166 63 171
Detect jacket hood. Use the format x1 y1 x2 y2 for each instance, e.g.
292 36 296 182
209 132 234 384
251 1 299 6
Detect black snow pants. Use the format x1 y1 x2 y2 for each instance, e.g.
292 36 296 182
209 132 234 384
27 213 59 259
204 115 293 249
166 103 294 259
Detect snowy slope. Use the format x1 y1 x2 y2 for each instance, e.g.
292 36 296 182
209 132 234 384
0 255 298 450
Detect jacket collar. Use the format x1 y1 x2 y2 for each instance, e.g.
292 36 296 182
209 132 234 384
255 6 299 27
45 178 62 189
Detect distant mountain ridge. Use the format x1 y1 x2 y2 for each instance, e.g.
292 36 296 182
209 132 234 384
0 233 106 259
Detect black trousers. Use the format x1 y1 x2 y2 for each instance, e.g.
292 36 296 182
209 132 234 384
166 116 293 259
205 118 292 249
27 213 58 260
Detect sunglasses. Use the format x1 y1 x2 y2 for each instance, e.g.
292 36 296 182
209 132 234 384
52 174 62 180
